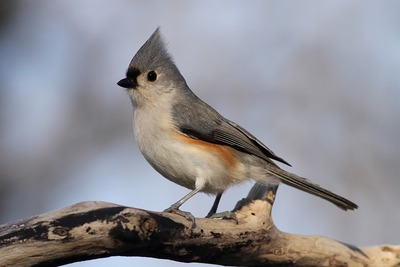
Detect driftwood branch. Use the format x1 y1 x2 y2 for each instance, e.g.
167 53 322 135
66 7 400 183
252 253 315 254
0 184 398 267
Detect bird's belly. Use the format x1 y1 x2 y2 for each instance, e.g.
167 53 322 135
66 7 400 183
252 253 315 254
137 130 246 193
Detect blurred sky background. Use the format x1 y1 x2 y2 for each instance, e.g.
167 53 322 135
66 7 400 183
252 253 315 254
0 1 399 266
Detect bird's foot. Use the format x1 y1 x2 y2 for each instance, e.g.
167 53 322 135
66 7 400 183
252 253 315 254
205 211 238 224
164 206 196 229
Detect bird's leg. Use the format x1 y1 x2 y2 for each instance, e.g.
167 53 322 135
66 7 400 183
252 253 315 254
205 192 222 218
205 192 238 224
164 188 200 228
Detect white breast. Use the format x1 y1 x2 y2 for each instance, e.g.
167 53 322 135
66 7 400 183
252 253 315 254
133 106 247 193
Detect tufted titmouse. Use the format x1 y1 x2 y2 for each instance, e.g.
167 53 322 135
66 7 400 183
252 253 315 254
117 28 357 226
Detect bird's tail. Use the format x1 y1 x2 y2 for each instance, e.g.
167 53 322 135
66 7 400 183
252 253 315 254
266 168 358 210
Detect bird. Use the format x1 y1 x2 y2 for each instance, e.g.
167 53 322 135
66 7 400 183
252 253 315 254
117 27 358 227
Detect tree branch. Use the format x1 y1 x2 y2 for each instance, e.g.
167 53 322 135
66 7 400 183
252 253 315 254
0 184 398 266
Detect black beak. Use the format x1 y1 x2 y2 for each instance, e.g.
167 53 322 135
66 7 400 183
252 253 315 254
117 77 137 89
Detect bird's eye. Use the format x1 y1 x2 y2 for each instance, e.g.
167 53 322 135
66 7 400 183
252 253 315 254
147 71 157 82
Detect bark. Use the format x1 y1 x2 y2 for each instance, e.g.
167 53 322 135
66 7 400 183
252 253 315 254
0 184 398 267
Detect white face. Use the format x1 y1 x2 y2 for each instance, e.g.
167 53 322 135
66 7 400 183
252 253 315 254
127 67 175 109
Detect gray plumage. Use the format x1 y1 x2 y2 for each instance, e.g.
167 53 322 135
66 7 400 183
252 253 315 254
170 85 356 211
117 28 357 222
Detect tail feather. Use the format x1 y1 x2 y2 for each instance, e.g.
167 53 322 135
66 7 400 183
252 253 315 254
268 168 358 210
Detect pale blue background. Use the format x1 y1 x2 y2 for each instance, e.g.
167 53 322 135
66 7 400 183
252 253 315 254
0 1 399 266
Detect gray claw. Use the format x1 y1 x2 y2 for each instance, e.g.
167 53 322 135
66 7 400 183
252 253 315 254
206 211 238 224
164 207 196 229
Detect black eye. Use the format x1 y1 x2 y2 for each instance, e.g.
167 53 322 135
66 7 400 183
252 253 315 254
147 71 157 82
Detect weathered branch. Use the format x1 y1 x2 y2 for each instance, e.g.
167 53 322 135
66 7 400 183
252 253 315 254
0 184 398 266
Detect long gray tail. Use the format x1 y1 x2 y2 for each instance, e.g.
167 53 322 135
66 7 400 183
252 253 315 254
268 168 358 210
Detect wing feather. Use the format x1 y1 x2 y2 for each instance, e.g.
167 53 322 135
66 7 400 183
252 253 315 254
173 98 290 166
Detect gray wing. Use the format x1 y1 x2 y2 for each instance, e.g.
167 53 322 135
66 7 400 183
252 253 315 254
172 97 291 166
222 119 291 166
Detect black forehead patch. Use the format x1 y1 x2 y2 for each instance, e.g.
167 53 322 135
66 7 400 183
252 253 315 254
126 67 142 79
